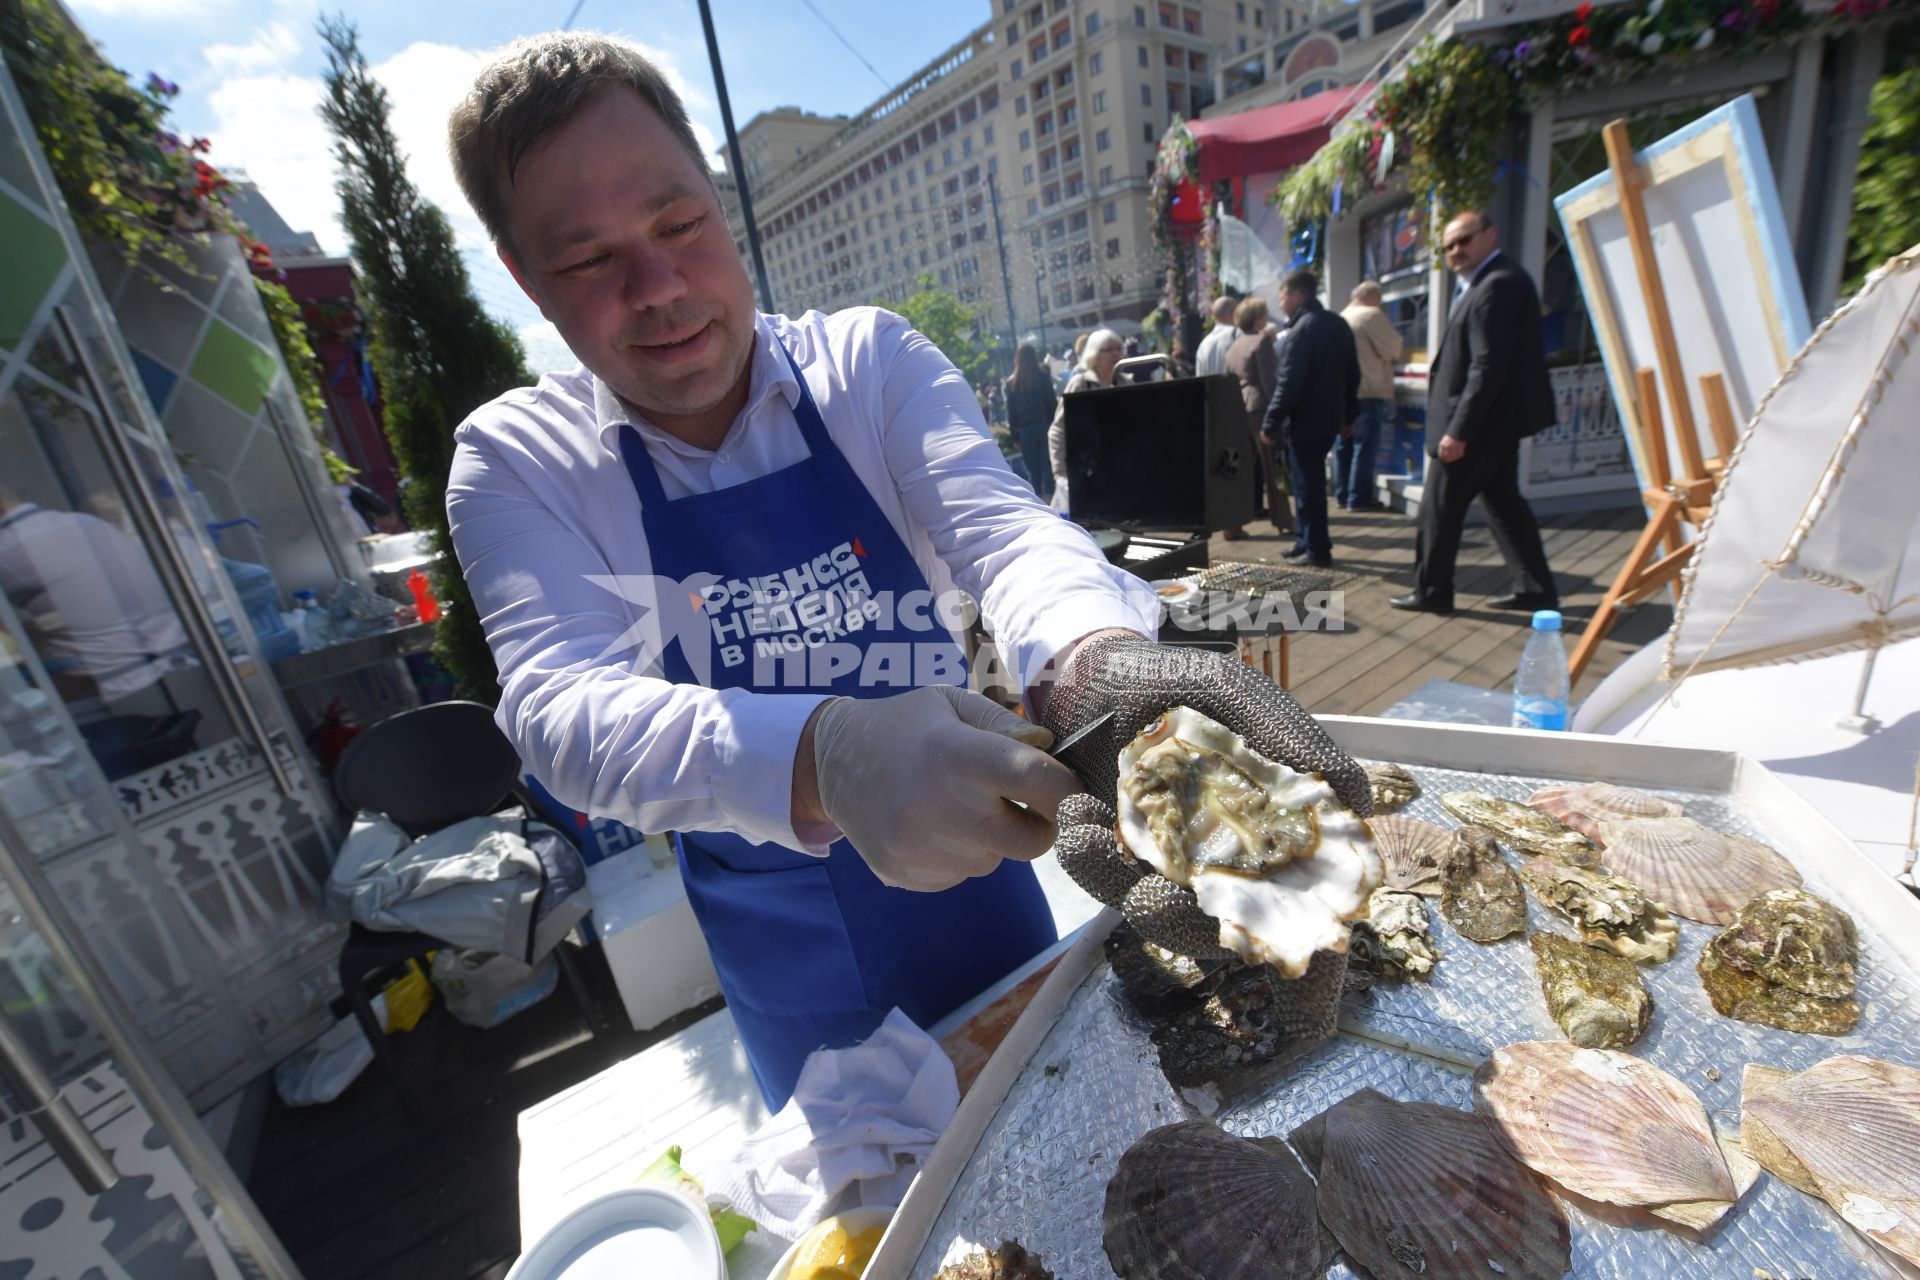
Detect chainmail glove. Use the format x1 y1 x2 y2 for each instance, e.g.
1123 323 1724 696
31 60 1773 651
1041 632 1372 959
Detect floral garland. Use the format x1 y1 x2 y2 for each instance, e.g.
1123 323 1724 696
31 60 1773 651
1146 122 1202 354
1273 0 1895 246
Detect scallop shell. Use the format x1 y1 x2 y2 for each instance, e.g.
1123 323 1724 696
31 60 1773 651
1473 1041 1756 1233
1528 782 1683 845
1597 815 1802 925
1367 814 1450 896
1102 1120 1333 1279
1439 790 1598 862
1294 1088 1571 1279
1365 762 1421 813
1438 825 1528 943
1740 1056 1920 1266
1116 707 1382 976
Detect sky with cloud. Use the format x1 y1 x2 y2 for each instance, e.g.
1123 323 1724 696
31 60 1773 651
66 0 984 370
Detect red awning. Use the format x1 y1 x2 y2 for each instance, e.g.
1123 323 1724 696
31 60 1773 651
1185 82 1374 185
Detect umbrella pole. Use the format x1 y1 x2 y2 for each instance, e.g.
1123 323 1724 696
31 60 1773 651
1837 644 1882 734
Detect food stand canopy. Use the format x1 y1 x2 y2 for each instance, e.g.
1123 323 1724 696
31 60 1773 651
1186 83 1373 185
1666 245 1920 677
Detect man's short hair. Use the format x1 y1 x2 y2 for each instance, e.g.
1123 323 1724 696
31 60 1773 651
450 32 710 252
1210 294 1237 322
1233 295 1269 333
1351 279 1383 303
1282 269 1318 297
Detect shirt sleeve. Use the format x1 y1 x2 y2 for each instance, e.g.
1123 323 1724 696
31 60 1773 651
863 315 1160 689
446 426 836 854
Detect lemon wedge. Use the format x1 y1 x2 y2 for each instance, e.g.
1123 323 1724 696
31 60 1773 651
788 1217 886 1280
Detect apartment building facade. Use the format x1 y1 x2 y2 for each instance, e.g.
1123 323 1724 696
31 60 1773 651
721 0 1332 356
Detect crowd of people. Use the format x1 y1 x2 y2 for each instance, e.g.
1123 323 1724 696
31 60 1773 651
981 208 1561 612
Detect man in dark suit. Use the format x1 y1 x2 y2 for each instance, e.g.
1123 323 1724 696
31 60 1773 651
1390 211 1558 615
1263 269 1359 568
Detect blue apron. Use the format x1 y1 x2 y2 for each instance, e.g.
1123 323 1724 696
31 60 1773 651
617 344 1057 1109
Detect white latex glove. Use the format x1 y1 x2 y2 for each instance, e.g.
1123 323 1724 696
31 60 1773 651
810 685 1080 891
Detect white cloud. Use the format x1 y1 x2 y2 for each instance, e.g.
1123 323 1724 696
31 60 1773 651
517 320 580 374
204 20 301 77
206 69 343 252
68 0 224 19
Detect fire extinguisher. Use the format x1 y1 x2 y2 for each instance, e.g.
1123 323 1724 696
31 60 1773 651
307 698 364 774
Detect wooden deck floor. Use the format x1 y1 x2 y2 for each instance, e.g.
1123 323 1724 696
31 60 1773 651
245 501 1669 1280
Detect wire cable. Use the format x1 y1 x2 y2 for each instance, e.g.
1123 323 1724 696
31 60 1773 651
794 0 893 92
562 0 588 29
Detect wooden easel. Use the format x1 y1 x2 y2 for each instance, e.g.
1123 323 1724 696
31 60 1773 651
1567 120 1744 684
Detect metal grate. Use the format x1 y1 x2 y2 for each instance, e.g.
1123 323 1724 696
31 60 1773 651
1178 559 1354 599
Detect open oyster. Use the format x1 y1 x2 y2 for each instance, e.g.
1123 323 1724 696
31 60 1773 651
1529 931 1650 1049
1474 1041 1760 1235
1697 888 1859 1035
934 1241 1056 1280
1364 762 1421 813
1528 782 1682 845
1292 1089 1571 1279
1741 1056 1920 1267
1440 791 1598 863
1519 855 1678 964
1367 814 1449 896
1103 1120 1333 1279
1348 887 1437 983
1596 815 1801 925
1116 707 1381 976
1438 825 1528 943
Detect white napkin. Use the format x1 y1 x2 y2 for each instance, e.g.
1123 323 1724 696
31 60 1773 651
705 1008 958 1240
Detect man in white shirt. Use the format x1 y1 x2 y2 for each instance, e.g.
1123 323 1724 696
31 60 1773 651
1192 294 1237 379
444 32 1369 1107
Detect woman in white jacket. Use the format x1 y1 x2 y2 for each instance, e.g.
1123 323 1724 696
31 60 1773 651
1047 328 1124 512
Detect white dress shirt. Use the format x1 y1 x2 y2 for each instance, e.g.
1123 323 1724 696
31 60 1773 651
447 307 1158 853
1193 322 1235 379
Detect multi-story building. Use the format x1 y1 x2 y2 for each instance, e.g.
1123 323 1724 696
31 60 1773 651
720 0 1336 355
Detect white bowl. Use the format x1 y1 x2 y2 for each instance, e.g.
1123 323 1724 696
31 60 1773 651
506 1186 724 1280
768 1206 896 1280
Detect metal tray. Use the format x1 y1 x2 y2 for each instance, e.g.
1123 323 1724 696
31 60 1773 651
869 718 1920 1280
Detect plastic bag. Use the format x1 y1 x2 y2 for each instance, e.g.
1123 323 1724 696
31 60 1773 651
382 957 434 1033
430 947 557 1028
274 995 384 1107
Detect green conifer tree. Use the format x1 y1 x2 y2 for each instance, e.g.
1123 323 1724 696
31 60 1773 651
317 15 531 703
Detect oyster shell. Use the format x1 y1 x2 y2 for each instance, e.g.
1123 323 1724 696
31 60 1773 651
1148 949 1346 1092
1116 707 1381 976
1438 825 1528 943
1439 791 1598 863
1595 814 1801 925
1741 1056 1920 1267
1292 1089 1572 1279
1528 782 1683 845
1102 1120 1333 1279
1473 1041 1760 1234
1519 855 1678 964
1698 888 1860 1035
1348 887 1438 983
1528 930 1651 1049
1367 814 1449 896
933 1241 1056 1279
1365 761 1421 813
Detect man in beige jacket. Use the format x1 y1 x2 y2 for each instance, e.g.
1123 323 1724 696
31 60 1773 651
1336 281 1404 511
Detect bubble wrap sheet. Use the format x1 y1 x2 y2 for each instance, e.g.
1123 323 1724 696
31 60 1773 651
907 761 1920 1280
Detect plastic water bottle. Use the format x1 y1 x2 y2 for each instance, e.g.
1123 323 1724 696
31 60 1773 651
291 589 331 652
1512 610 1570 731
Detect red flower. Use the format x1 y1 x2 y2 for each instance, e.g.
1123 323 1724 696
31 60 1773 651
1569 24 1592 45
1575 1 1593 18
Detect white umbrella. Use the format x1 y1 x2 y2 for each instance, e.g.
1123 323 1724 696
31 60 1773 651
1665 245 1920 705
